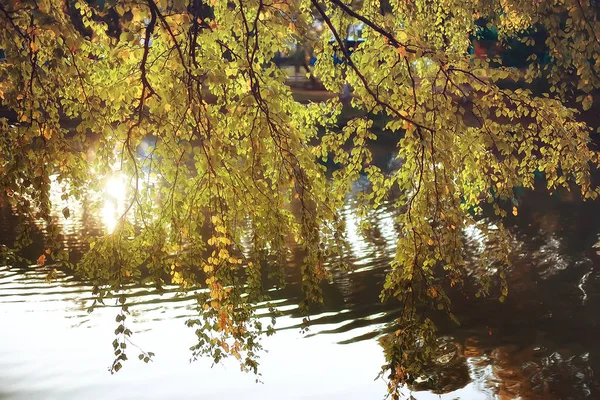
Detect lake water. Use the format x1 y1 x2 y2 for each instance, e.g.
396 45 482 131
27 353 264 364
1 169 600 399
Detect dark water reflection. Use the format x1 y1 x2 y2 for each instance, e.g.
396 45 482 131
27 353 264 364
1 174 600 398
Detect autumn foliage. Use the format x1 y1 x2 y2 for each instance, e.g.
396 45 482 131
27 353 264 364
1 0 599 396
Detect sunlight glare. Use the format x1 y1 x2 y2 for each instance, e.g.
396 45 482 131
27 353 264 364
101 174 127 234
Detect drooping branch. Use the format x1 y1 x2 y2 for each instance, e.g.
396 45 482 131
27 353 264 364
310 0 432 133
327 0 405 47
0 3 28 41
139 0 159 106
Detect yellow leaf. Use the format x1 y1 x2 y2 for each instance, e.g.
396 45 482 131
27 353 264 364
37 254 46 266
218 248 229 259
172 271 183 284
42 127 52 140
164 103 171 112
512 206 518 216
582 95 593 111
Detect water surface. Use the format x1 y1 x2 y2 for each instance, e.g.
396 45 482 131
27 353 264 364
1 174 599 399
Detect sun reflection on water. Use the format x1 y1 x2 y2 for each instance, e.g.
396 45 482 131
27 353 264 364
43 170 131 241
100 174 128 234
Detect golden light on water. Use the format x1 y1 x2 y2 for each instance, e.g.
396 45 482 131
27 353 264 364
43 170 131 240
100 174 128 234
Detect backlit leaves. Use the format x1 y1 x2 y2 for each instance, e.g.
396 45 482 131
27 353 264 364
0 0 599 396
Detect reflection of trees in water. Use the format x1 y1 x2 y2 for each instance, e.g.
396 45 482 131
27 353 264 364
398 336 599 398
389 186 600 397
3 178 600 398
259 197 402 337
0 176 123 261
246 184 600 399
487 345 596 399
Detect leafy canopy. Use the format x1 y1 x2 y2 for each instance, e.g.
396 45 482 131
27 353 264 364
1 0 599 396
